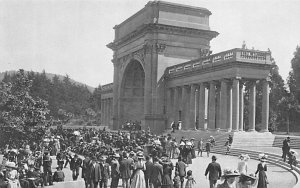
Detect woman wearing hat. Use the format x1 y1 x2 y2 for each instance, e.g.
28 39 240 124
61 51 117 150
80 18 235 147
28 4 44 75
217 169 240 188
131 152 146 188
237 174 257 188
255 154 268 188
237 154 250 175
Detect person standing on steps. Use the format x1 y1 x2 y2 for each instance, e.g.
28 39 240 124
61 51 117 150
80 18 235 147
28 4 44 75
205 155 222 188
282 136 290 162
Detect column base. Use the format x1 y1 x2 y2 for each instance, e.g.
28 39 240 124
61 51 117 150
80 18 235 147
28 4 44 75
260 129 270 133
248 129 256 132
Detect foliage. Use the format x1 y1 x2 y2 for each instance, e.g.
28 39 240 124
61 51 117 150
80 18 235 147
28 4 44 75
0 69 50 142
2 70 100 121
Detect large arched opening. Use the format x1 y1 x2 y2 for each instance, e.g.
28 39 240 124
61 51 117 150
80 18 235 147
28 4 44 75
119 59 145 127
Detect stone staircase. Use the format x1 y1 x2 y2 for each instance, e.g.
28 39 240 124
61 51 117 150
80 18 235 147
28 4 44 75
168 130 300 188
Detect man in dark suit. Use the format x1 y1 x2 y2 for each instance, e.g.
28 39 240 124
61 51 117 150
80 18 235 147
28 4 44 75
82 155 91 188
70 154 82 180
43 151 53 186
120 152 133 188
150 157 163 188
90 156 102 188
175 156 186 188
145 155 153 188
282 136 291 162
100 155 110 188
205 155 222 188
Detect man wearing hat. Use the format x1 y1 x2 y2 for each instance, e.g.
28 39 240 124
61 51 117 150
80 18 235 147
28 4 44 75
120 152 133 188
82 155 91 188
100 155 110 188
110 153 120 188
205 155 222 188
70 154 82 181
175 156 186 188
42 151 53 186
90 156 102 188
282 136 291 162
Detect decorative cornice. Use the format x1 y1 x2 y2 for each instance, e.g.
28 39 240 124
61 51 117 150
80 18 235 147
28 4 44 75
107 24 218 51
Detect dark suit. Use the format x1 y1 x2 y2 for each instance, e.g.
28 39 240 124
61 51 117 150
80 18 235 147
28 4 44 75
120 158 133 188
175 161 186 188
82 157 91 188
70 157 82 180
205 161 222 188
145 160 153 188
150 162 163 188
90 163 102 188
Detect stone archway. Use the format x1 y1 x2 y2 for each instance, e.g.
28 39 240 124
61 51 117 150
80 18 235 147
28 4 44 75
119 59 145 126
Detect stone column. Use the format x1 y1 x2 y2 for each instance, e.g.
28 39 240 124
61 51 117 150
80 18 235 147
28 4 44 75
215 84 221 130
101 99 104 126
112 61 120 129
219 80 228 130
189 84 197 129
248 81 256 131
261 79 270 132
198 83 206 130
227 84 232 131
182 85 189 130
232 78 240 131
195 85 200 129
239 84 245 131
105 99 109 126
173 87 179 124
144 48 153 128
167 88 173 128
208 81 216 130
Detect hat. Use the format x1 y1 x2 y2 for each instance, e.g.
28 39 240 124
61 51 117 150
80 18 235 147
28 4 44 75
137 152 144 159
179 142 185 146
186 142 192 146
6 162 17 169
113 153 120 158
221 169 240 179
239 154 250 161
190 138 195 140
258 153 268 161
100 155 108 161
290 149 298 156
239 173 257 182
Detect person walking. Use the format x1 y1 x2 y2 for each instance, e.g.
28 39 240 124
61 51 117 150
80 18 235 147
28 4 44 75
120 152 133 188
205 155 222 188
100 155 110 188
282 137 290 162
130 152 146 188
197 138 204 157
110 153 121 188
70 154 82 181
145 155 153 188
150 157 163 188
255 154 268 188
90 156 102 188
82 155 91 188
42 151 53 186
175 156 186 188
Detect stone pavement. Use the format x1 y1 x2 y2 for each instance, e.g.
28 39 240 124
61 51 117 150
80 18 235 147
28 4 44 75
48 153 296 188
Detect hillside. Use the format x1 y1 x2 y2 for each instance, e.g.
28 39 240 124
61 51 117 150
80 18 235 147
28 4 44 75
0 70 95 92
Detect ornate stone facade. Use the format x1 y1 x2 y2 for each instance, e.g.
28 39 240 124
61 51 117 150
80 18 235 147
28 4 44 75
101 1 274 133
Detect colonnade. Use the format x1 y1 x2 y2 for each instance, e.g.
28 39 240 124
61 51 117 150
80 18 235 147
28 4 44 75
101 98 113 126
167 78 270 132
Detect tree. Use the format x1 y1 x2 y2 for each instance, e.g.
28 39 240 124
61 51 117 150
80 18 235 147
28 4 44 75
0 69 50 144
291 45 300 101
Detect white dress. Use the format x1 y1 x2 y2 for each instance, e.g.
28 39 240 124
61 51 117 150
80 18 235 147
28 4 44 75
237 161 247 174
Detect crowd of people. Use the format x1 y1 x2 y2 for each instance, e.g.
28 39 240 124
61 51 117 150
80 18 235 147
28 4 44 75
0 127 297 188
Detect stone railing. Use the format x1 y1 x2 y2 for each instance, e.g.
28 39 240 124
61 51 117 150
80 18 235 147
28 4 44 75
101 83 113 91
166 48 272 75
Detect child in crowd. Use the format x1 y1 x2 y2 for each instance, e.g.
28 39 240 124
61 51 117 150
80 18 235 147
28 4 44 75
185 170 196 188
173 171 181 188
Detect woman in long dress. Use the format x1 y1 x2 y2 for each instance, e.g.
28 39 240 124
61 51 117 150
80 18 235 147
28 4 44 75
131 152 146 188
255 155 268 188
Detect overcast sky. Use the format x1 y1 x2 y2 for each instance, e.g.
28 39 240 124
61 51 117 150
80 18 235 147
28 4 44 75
0 0 300 87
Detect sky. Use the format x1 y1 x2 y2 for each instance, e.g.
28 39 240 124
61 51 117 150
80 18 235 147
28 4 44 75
0 0 300 88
